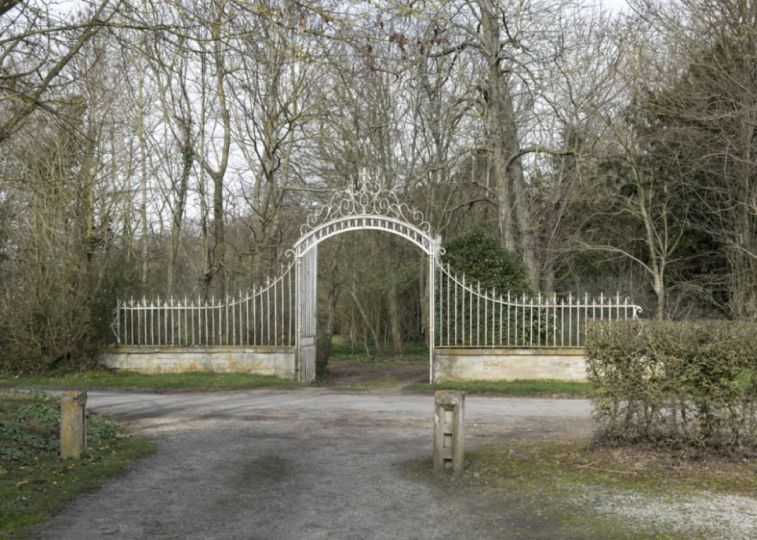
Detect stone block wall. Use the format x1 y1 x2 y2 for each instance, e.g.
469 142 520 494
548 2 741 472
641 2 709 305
101 346 296 379
433 348 587 382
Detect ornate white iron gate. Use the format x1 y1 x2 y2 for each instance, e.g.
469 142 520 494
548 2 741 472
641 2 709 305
113 173 641 382
288 174 441 381
435 262 642 348
114 263 295 348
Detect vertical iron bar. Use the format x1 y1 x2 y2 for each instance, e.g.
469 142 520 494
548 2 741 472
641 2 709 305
484 287 488 346
446 266 450 346
499 295 502 346
514 293 518 346
156 300 160 345
434 264 439 347
115 300 121 345
143 299 147 345
280 275 285 346
461 275 465 344
491 290 495 346
529 295 534 347
210 297 214 345
553 294 557 347
129 300 134 346
507 292 511 346
231 296 235 346
476 283 480 347
265 283 271 345
453 268 458 345
607 293 612 323
150 302 154 346
584 293 589 345
275 279 279 346
468 280 473 346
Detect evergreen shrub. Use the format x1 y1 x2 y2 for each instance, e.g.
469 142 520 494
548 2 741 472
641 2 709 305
442 229 532 294
586 320 756 453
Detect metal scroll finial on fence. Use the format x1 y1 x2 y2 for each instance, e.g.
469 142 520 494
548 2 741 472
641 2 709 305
299 170 432 236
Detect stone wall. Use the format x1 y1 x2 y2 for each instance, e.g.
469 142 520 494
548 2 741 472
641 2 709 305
433 348 587 382
101 346 296 379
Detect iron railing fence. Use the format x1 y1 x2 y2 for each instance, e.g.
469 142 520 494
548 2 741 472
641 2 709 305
435 262 642 348
113 264 295 347
113 259 642 350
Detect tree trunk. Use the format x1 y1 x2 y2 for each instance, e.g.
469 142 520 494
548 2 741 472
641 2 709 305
167 121 192 297
202 8 231 299
349 278 383 355
387 276 404 355
477 0 539 286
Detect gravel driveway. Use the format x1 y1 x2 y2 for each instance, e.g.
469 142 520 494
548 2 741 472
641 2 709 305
32 389 594 539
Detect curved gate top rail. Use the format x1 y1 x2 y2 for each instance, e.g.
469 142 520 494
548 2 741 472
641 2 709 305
291 173 440 257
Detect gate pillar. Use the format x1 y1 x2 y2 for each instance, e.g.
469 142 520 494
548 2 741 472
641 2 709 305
428 235 442 383
296 246 317 382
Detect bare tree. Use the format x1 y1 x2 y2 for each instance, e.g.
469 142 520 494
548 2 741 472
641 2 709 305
0 0 117 145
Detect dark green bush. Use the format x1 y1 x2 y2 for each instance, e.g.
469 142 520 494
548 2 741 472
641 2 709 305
586 320 756 453
442 229 532 294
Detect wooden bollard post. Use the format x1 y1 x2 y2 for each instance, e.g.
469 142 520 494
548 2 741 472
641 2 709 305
433 390 465 473
61 390 87 459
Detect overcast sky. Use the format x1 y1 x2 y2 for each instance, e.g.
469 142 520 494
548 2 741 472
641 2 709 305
602 0 630 12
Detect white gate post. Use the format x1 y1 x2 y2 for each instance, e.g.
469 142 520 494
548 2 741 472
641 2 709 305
295 254 301 380
428 235 441 383
296 246 318 382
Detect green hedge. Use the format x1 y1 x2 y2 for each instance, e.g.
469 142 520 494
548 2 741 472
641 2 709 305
586 320 756 453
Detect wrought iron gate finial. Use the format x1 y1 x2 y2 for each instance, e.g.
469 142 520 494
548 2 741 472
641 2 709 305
300 172 432 237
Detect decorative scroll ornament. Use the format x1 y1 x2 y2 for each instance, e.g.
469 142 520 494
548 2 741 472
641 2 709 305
300 170 432 236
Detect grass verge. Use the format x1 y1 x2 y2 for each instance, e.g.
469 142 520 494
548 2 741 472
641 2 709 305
329 337 428 364
328 376 402 391
408 439 756 538
465 440 756 497
405 379 590 397
0 390 155 537
0 371 305 392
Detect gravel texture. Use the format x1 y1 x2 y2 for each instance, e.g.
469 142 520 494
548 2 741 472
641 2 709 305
31 388 755 539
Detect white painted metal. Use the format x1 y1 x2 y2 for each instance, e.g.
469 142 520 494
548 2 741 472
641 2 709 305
114 263 295 347
292 173 436 258
296 246 318 382
434 261 642 348
112 172 643 388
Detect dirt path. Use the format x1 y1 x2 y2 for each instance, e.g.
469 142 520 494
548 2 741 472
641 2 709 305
33 389 593 539
320 359 428 387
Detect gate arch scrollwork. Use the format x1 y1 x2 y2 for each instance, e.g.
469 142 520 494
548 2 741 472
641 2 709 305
291 172 441 258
